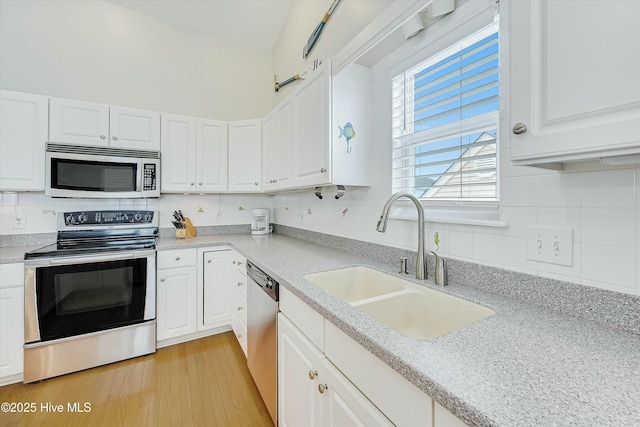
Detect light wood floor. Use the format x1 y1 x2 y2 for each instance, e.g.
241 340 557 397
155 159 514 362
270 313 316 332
0 332 273 427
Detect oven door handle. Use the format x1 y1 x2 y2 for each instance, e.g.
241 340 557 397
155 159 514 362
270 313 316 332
46 251 153 265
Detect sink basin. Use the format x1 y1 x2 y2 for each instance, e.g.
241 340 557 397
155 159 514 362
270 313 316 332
303 266 404 302
304 266 494 340
354 290 495 340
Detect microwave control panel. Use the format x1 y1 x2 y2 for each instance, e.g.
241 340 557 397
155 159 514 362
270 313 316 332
143 163 157 191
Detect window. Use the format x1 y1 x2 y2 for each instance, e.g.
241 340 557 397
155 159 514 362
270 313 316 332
392 23 499 202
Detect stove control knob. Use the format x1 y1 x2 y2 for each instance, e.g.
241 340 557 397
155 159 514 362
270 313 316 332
134 213 142 222
77 214 88 223
144 213 152 222
65 215 74 225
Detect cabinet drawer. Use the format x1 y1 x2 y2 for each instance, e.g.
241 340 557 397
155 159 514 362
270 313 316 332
233 317 248 357
0 263 23 290
231 254 247 274
233 269 247 298
279 286 324 351
232 288 247 329
157 248 196 268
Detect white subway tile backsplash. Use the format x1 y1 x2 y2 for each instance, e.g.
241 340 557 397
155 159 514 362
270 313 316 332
538 173 581 207
473 232 502 266
500 176 539 207
582 243 636 290
582 208 636 247
582 169 636 208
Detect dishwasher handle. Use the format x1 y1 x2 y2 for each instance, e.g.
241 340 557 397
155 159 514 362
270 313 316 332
247 261 279 302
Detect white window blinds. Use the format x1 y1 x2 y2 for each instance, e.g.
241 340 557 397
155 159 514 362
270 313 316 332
392 23 499 201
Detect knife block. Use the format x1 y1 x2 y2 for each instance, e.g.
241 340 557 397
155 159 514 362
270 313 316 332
176 218 197 239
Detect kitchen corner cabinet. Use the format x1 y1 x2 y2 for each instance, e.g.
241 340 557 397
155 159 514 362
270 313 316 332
161 114 228 193
49 97 160 150
0 263 24 385
278 314 393 427
228 119 262 192
279 287 433 427
262 97 293 191
508 0 640 168
198 248 231 330
156 249 198 341
0 90 48 191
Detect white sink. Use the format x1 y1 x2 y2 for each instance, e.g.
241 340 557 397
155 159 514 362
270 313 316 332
304 266 494 340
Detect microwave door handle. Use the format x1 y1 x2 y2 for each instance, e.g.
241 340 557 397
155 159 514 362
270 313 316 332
136 159 143 194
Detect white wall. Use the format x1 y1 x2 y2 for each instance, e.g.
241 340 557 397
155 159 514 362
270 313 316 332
271 1 640 297
0 0 274 120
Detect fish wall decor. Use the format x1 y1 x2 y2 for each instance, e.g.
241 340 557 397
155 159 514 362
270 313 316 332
338 122 356 153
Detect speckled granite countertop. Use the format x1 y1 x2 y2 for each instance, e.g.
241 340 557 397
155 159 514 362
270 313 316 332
4 234 639 426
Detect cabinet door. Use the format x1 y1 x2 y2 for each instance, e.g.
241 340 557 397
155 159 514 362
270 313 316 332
196 119 228 192
109 106 160 151
200 250 230 330
434 402 468 427
160 114 197 192
0 263 24 380
49 97 109 146
275 98 294 189
320 358 393 427
262 111 277 191
509 0 640 166
0 90 48 191
156 266 197 340
293 58 331 188
278 314 323 427
228 119 262 192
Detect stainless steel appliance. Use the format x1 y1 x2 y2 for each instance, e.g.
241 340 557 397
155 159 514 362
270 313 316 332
23 210 158 383
246 260 279 425
45 143 160 198
251 208 272 235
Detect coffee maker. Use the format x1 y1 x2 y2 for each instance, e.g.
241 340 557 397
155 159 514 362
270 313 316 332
251 208 272 235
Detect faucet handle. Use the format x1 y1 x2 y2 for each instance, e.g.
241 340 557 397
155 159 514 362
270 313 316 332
426 251 448 286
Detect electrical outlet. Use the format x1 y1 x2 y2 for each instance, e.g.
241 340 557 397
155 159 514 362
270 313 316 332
525 226 573 266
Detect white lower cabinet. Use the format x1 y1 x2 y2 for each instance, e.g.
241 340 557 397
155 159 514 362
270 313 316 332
199 248 231 330
278 313 392 427
0 263 24 384
229 250 248 356
156 249 198 341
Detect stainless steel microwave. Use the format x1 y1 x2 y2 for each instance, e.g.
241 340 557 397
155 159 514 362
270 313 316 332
45 144 160 198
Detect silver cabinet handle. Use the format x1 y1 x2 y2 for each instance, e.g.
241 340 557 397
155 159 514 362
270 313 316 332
100 135 106 139
318 384 328 394
237 261 243 266
112 136 118 140
237 306 243 311
237 282 243 287
207 259 212 263
512 122 527 135
160 278 165 282
254 182 259 185
190 182 194 186
175 256 180 261
237 333 242 339
232 261 236 264
320 168 326 173
308 370 317 380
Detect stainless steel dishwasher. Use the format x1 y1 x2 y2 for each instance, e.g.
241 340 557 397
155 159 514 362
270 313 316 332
246 260 279 425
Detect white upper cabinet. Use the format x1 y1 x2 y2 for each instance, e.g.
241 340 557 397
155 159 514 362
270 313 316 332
49 97 160 150
228 119 262 192
292 58 332 188
109 106 161 151
263 97 293 192
160 115 227 193
508 0 640 168
0 90 48 191
197 119 228 193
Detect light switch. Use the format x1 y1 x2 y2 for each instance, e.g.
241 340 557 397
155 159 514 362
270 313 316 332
525 226 573 266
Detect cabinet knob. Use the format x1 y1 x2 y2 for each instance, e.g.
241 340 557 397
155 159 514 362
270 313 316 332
207 259 212 263
320 168 326 173
175 256 180 261
308 370 318 380
237 306 243 311
112 136 118 141
190 182 195 186
232 261 236 264
512 122 528 135
237 333 242 339
237 282 243 287
100 135 106 139
318 384 328 394
160 278 165 282
237 261 243 266
254 182 259 186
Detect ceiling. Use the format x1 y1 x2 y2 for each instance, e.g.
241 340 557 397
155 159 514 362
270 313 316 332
106 0 294 50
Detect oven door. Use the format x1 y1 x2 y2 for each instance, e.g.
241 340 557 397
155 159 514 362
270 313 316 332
24 250 156 343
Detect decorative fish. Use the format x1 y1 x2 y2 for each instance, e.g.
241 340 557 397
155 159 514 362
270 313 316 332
338 122 355 142
338 122 356 153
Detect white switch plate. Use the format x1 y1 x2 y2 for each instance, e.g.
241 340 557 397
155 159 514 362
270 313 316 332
525 226 573 266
